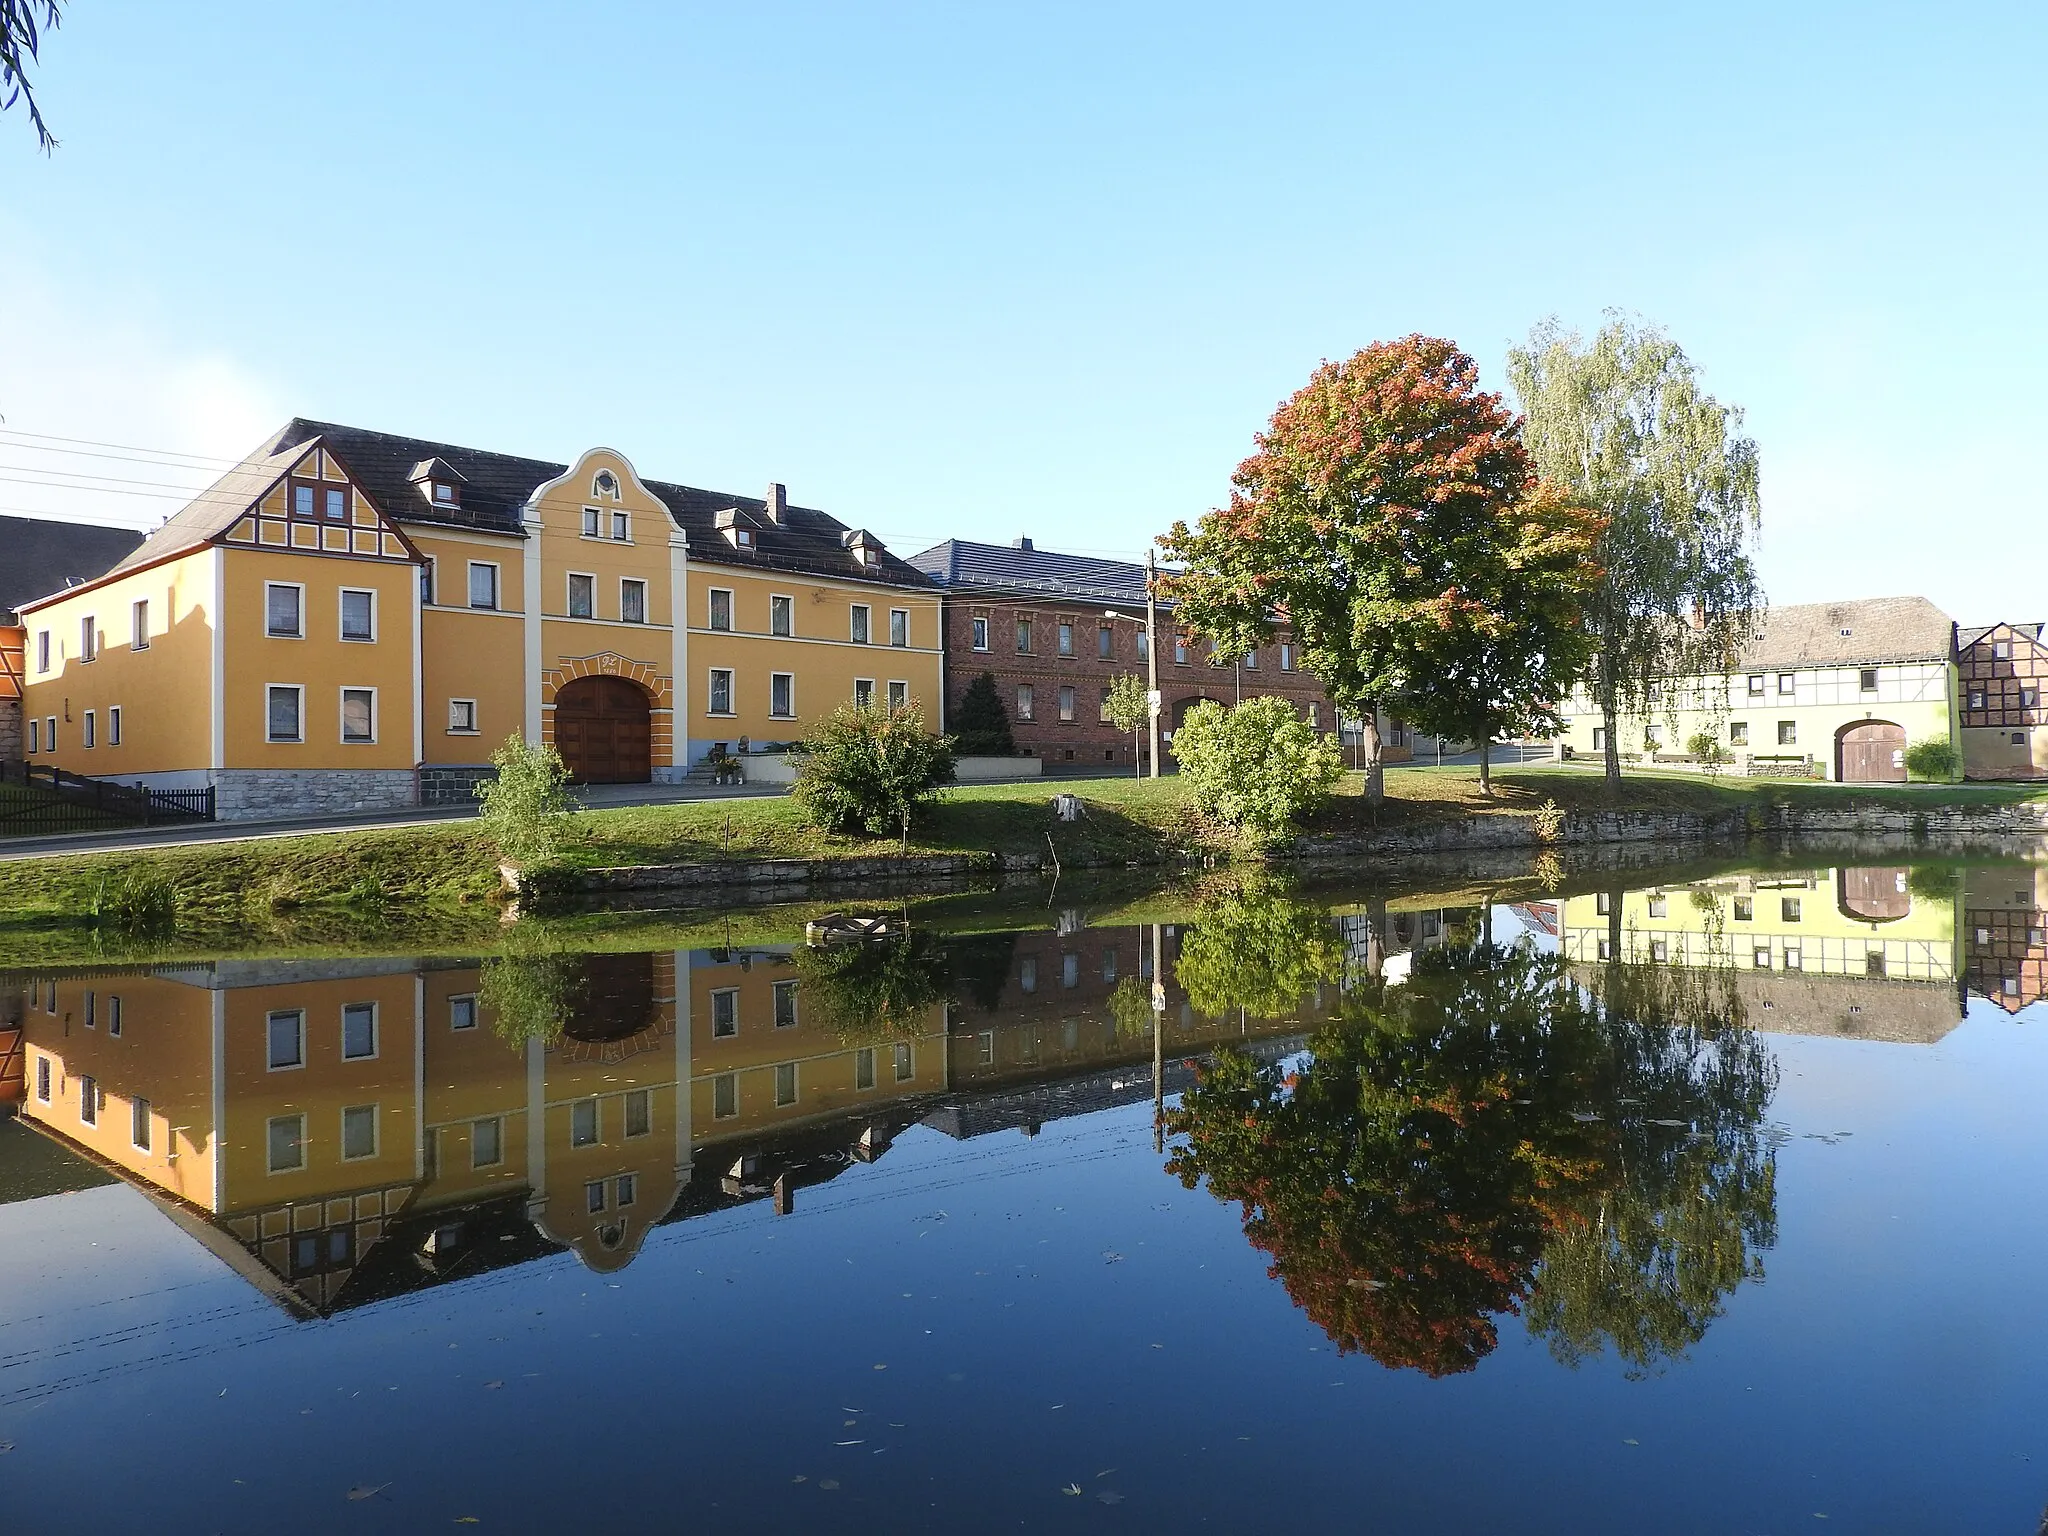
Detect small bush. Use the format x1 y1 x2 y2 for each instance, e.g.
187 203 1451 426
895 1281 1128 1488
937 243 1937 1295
1685 729 1729 774
1904 736 1961 782
1532 798 1566 843
1170 696 1344 844
477 735 578 866
952 672 1016 756
85 868 178 937
791 701 956 838
480 921 583 1048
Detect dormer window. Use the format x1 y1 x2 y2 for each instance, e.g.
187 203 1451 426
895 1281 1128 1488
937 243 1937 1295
433 482 457 506
409 456 467 511
735 528 753 547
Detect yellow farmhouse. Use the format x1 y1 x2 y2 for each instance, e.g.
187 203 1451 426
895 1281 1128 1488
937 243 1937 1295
1552 597 1960 783
14 421 944 817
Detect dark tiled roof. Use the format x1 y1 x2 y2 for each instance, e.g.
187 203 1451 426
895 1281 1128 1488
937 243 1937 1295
906 537 1162 607
1739 597 1956 668
1959 621 2046 652
0 515 146 621
286 420 937 590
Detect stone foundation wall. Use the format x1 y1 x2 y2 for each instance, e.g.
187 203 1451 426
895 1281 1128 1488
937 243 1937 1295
0 699 19 761
213 769 416 822
419 764 496 807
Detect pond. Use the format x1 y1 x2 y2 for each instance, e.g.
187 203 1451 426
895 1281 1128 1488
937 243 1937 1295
2 857 2045 1532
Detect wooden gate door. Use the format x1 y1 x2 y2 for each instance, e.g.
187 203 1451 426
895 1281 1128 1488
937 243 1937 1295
1837 721 1907 783
554 676 652 784
1838 866 1911 922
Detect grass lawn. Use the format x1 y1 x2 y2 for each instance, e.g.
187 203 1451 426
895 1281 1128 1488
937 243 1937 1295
0 765 2041 947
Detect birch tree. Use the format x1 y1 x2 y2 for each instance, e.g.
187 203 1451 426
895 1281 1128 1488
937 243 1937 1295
1506 315 1763 791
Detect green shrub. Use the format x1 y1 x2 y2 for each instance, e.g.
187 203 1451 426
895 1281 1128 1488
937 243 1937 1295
1685 729 1729 773
790 701 956 838
476 735 578 866
479 921 583 1048
791 928 950 1042
951 671 1016 756
85 867 178 937
1904 736 1961 782
1170 696 1344 843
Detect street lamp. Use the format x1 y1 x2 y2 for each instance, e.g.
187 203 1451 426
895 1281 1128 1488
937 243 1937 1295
1103 605 1161 778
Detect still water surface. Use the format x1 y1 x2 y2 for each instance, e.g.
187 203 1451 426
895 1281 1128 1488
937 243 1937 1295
3 860 2046 1532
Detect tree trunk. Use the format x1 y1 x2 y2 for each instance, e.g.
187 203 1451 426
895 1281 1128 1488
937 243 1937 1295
1360 701 1384 809
1605 884 1625 1016
1366 897 1387 981
1477 736 1492 797
1602 698 1621 794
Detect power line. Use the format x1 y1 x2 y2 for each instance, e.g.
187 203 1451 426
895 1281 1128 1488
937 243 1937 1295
0 426 241 467
0 462 216 492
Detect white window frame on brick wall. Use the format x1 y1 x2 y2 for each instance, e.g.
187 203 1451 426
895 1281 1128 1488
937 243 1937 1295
1016 684 1033 721
339 687 378 745
267 684 305 743
970 616 989 651
265 582 305 638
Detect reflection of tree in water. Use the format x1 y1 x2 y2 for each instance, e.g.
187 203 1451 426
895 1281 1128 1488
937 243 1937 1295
792 927 951 1043
1171 874 1349 1019
1168 921 1778 1378
945 931 1018 1015
480 922 584 1049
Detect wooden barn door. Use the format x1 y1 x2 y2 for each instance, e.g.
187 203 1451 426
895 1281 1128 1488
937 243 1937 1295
1837 721 1907 783
554 676 652 784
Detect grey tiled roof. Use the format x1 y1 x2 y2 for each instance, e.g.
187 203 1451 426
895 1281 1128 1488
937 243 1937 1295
1958 621 2046 651
1739 597 1956 668
906 537 1163 607
0 515 145 620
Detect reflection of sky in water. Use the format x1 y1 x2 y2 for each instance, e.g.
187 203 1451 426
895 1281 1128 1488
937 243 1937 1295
1 863 2045 1532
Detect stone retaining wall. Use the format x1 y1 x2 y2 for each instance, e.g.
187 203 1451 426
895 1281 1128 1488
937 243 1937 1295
419 764 495 807
213 769 416 821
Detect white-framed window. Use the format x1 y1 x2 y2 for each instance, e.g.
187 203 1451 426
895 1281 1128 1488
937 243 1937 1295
265 582 304 638
1279 642 1293 671
107 706 122 746
44 716 56 751
1753 946 1773 970
617 1173 639 1207
1098 626 1114 660
711 987 739 1038
26 719 37 754
340 588 376 641
431 481 456 507
774 1062 798 1107
1859 667 1878 692
855 1048 876 1090
569 1098 599 1147
708 668 734 715
468 562 500 610
78 1075 98 1126
770 594 793 636
267 685 305 743
971 616 989 651
1016 617 1032 653
1777 672 1796 695
1778 720 1797 746
80 614 98 662
267 1113 306 1174
35 629 49 673
108 995 123 1036
448 698 479 734
890 608 909 647
888 680 908 712
81 710 95 749
610 510 630 542
472 1116 504 1167
713 1073 738 1118
1243 648 1259 670
341 1002 378 1060
1016 684 1033 721
1784 946 1803 972
340 687 377 744
1058 686 1075 722
325 486 350 520
1098 686 1113 723
770 672 794 718
1136 627 1149 660
450 994 477 1030
851 605 871 644
267 1009 306 1070
567 572 595 618
84 990 95 1027
853 678 875 708
582 506 601 537
624 1088 652 1138
893 1042 913 1082
621 579 647 624
1781 896 1803 922
34 1055 50 1103
773 979 799 1029
420 557 436 606
1058 622 1074 656
709 588 733 631
132 599 150 650
733 526 754 548
1730 721 1748 745
1994 638 2012 660
341 1104 379 1161
1062 953 1080 987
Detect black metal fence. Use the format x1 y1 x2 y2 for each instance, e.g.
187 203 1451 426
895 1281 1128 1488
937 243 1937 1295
0 760 215 839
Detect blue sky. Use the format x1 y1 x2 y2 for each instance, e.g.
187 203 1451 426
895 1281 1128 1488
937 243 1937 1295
2 1 2041 618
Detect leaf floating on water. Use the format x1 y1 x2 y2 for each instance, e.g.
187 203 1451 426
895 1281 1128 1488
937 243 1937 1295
484 1381 504 1390
1063 1484 1084 1496
818 1479 839 1490
1649 1119 1688 1128
835 1440 865 1446
0 1442 13 1454
1623 1438 1639 1446
1569 1111 1602 1122
346 1483 391 1502
792 1476 808 1484
1098 1491 1125 1505
1102 1251 1125 1264
455 1520 481 1526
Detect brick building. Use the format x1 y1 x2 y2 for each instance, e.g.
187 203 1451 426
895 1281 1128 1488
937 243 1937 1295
1956 621 2048 780
907 536 1399 769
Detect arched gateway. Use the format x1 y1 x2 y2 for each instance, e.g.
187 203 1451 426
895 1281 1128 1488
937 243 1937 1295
1836 720 1907 784
555 676 653 784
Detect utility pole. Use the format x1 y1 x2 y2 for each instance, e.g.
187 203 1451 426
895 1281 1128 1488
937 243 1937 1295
1151 921 1165 1154
1145 547 1162 779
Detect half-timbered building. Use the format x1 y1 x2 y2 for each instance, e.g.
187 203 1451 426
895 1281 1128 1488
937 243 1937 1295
1956 621 2048 780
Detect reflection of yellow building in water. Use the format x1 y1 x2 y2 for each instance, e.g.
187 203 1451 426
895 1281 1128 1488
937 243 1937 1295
1560 867 1964 1043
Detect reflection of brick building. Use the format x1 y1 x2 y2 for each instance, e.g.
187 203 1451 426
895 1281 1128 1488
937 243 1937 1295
907 537 1402 770
1964 867 2048 1013
1957 622 2048 780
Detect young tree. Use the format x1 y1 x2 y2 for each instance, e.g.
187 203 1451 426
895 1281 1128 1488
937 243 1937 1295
1161 336 1539 808
1387 483 1605 796
951 671 1016 757
1506 315 1764 793
476 734 579 867
1104 673 1150 779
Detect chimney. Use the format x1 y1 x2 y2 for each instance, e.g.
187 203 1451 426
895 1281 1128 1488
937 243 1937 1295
765 483 787 524
1012 535 1033 551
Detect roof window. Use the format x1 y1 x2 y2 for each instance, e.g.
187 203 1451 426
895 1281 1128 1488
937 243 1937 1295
408 456 466 510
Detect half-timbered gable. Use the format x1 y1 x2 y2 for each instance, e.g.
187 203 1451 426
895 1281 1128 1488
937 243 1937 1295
1956 621 2048 779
